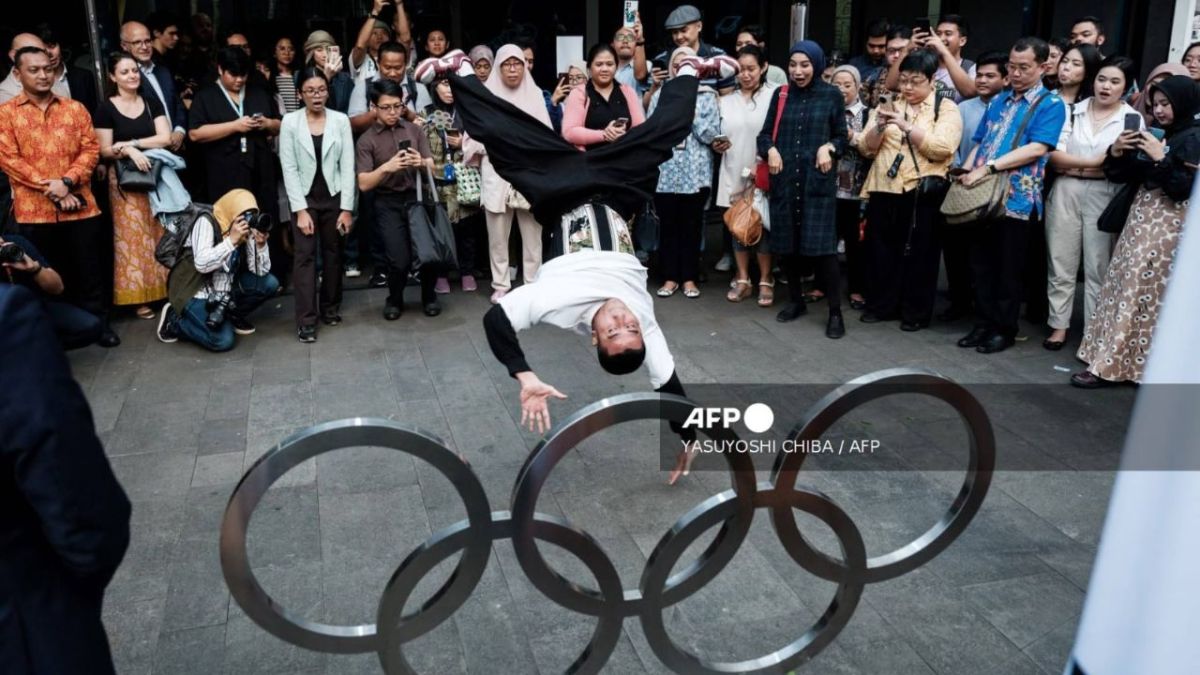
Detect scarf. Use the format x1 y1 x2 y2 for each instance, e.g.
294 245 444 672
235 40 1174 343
485 44 552 128
1135 64 1191 122
212 189 259 236
789 40 826 76
1149 75 1200 137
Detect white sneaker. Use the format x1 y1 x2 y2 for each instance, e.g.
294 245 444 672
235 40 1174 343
677 54 739 80
344 263 361 278
414 50 470 85
714 254 733 272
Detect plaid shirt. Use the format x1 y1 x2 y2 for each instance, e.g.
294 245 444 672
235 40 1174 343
0 92 100 223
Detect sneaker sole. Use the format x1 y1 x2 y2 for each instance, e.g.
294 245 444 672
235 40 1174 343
233 327 256 336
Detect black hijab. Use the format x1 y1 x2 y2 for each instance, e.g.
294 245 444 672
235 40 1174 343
1148 75 1200 137
426 77 463 131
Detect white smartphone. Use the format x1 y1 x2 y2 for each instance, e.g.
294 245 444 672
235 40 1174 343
623 1 638 28
328 45 340 61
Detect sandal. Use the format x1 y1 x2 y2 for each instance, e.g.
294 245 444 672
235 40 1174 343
657 283 679 297
136 305 156 320
757 280 775 307
727 279 752 302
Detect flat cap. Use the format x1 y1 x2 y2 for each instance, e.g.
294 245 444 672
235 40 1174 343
665 5 702 29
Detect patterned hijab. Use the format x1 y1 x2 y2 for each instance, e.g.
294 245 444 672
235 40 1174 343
485 44 552 128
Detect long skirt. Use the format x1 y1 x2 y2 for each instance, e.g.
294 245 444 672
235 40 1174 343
109 171 168 306
1076 186 1185 383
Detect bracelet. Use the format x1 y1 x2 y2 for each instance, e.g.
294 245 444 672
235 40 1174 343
29 263 43 275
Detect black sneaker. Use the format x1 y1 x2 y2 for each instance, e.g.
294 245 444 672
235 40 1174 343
320 313 342 326
369 271 389 288
383 303 402 321
157 305 179 343
297 325 317 343
97 323 121 348
231 316 256 335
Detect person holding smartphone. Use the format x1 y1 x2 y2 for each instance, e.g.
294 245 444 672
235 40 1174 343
302 31 354 113
562 43 645 150
1043 56 1139 351
1073 74 1200 387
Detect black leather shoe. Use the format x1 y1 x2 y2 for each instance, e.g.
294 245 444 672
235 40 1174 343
97 325 121 348
423 301 442 317
859 312 885 323
848 298 867 311
957 327 990 348
1070 371 1115 388
1042 337 1065 351
383 303 402 321
976 334 1015 354
937 304 970 322
825 313 845 339
775 302 807 323
900 320 928 332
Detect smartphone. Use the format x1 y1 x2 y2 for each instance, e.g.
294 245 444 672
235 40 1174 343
1148 127 1165 141
252 112 264 120
556 73 569 90
713 134 729 143
615 117 630 128
396 139 412 153
651 55 669 72
623 1 638 27
1123 113 1142 132
914 17 931 33
328 45 340 61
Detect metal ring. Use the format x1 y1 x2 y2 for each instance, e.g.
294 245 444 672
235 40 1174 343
376 512 623 675
769 368 995 584
508 393 758 618
218 418 493 654
638 484 867 674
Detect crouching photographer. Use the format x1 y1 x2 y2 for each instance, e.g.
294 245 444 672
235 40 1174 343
157 189 279 351
1 234 103 349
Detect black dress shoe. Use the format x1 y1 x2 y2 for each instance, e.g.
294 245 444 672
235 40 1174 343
97 325 121 348
900 320 928 332
1042 337 1065 351
1070 371 1116 388
848 298 867 311
859 312 890 324
825 313 845 339
957 327 990 348
775 302 807 322
976 334 1015 354
937 304 970 322
383 303 402 321
423 301 442 317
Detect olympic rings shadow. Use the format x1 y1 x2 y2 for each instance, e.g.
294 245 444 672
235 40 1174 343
219 367 995 674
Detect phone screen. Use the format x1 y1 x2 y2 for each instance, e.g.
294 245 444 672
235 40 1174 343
1124 113 1142 132
328 45 340 60
396 139 412 153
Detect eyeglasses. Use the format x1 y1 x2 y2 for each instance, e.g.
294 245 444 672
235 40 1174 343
614 34 635 43
500 61 525 71
568 75 587 84
897 76 928 87
374 103 404 112
123 39 153 47
1006 62 1037 74
302 87 328 96
229 42 250 50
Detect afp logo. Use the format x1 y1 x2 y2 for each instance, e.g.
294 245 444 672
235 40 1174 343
682 403 775 433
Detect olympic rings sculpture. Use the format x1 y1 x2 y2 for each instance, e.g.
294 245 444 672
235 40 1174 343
220 367 995 674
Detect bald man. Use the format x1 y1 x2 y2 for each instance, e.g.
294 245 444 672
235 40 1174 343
120 21 187 150
0 34 65 104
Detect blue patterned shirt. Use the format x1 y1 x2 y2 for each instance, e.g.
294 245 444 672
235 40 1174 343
651 87 720 194
971 85 1065 219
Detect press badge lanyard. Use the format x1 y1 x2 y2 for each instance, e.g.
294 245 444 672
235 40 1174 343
218 81 247 153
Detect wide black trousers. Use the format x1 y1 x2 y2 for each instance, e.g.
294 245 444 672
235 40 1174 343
291 193 344 327
970 215 1031 338
864 190 941 324
375 191 436 306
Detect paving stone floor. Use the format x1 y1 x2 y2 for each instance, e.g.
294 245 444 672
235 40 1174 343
71 274 1136 675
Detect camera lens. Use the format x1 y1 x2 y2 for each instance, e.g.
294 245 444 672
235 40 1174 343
0 242 25 264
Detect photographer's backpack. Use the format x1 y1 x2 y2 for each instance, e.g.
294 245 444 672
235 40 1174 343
156 204 223 314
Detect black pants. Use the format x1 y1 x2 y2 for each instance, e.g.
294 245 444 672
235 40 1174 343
785 254 841 311
969 215 1031 338
835 198 866 297
375 191 436 306
1023 214 1049 323
291 195 344 327
45 299 102 349
939 214 974 311
454 210 483 276
22 216 107 319
655 191 707 283
865 191 941 323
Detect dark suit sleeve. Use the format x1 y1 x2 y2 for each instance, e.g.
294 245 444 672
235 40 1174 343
0 286 131 586
483 304 532 377
655 371 695 442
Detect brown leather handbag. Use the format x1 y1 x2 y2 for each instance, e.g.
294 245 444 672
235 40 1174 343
723 183 763 247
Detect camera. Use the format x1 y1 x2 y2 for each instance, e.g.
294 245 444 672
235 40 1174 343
205 291 235 330
240 209 273 234
0 241 26 265
886 154 905 179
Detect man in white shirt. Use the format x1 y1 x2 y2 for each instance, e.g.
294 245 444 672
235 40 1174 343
896 15 976 102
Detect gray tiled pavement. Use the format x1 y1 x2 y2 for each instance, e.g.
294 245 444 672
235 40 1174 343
71 273 1135 675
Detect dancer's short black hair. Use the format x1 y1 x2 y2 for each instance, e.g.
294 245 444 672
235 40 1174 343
597 343 645 376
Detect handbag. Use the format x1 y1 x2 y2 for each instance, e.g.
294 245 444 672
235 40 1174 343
1097 182 1138 234
755 87 789 192
408 166 458 270
723 179 763 246
940 92 1049 225
451 161 481 207
505 184 532 211
116 157 163 192
634 201 660 252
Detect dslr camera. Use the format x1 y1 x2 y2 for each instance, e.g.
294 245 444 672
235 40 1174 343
240 208 273 235
206 291 235 330
0 241 26 265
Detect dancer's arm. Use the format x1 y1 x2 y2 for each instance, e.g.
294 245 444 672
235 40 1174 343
483 304 565 434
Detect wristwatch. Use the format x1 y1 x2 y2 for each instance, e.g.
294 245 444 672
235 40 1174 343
985 161 998 175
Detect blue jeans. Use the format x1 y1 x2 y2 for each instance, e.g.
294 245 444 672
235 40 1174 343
177 271 279 352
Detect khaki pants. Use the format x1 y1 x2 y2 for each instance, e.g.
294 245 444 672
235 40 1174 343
1044 176 1118 330
485 207 541 290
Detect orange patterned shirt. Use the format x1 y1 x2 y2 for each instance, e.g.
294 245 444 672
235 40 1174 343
0 92 100 223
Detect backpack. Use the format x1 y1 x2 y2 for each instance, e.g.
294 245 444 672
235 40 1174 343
155 203 218 270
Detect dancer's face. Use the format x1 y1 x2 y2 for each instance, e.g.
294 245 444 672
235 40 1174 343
500 57 524 88
591 300 644 355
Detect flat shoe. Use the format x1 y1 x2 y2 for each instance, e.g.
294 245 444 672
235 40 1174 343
656 285 679 297
1070 371 1116 388
683 287 701 299
1042 337 1065 351
849 298 866 310
136 306 156 320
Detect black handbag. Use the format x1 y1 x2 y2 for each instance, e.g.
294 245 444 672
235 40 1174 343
634 201 660 252
407 166 458 270
116 157 163 192
1097 182 1139 234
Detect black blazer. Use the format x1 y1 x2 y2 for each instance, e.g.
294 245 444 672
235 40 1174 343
65 66 99 119
0 284 131 674
138 60 189 131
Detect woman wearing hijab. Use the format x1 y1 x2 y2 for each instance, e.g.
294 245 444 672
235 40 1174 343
469 45 493 82
424 76 482 294
459 44 550 303
1073 75 1199 387
758 40 850 339
1132 63 1190 125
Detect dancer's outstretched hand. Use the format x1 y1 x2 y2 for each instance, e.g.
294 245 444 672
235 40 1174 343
517 372 567 434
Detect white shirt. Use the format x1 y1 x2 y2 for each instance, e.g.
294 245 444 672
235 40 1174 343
1056 98 1142 158
934 59 976 103
716 84 778 207
498 250 674 388
347 74 431 117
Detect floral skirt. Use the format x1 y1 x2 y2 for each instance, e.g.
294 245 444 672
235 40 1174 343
109 171 169 306
1076 186 1185 383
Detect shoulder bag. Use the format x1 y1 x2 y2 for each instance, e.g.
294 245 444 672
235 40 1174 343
940 92 1049 225
1097 182 1139 234
115 102 164 192
723 178 763 246
755 87 789 192
408 166 459 270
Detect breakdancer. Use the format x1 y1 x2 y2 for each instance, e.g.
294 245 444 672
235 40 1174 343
416 48 736 483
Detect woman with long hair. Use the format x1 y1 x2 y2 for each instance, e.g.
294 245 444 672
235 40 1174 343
1055 44 1102 105
93 51 173 320
270 37 300 113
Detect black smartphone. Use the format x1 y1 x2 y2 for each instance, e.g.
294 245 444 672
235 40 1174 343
396 139 412 153
1123 113 1142 132
651 55 669 72
557 73 569 89
914 17 931 33
615 117 630 128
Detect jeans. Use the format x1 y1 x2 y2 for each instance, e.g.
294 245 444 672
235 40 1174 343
45 299 102 350
176 271 280 351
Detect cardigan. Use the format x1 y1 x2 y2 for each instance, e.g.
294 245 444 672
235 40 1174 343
561 82 645 150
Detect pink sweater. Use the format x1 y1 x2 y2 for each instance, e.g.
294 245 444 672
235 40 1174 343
561 83 646 150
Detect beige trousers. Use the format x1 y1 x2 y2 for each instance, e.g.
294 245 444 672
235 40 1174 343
485 207 542 291
1044 176 1119 330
